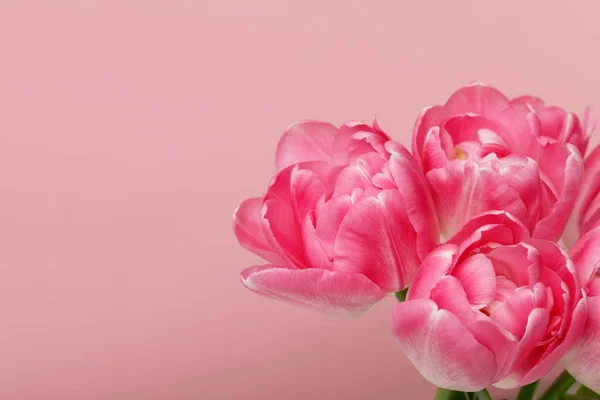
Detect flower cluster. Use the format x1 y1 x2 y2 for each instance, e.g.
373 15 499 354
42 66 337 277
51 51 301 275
233 83 600 396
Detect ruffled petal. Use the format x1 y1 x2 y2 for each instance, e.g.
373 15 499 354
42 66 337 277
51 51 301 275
233 197 284 265
565 296 600 392
533 143 583 241
240 264 386 316
427 160 529 239
387 141 440 259
275 121 337 172
392 299 497 391
334 189 419 292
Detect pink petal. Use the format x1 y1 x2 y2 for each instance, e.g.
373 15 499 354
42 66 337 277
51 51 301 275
444 83 511 117
486 243 540 288
515 296 587 387
302 211 333 270
493 308 550 388
565 296 600 392
427 160 528 239
412 106 450 168
262 164 326 268
233 197 284 265
494 157 541 232
314 195 354 261
331 121 389 166
511 95 545 112
569 226 600 287
275 121 337 172
430 275 478 324
240 264 386 316
387 142 440 259
565 144 600 245
533 143 583 241
408 244 458 301
490 288 538 340
290 167 327 226
421 126 454 171
453 254 497 309
536 107 569 142
334 189 419 292
447 211 530 256
442 115 507 157
392 299 497 391
332 152 386 197
468 320 518 382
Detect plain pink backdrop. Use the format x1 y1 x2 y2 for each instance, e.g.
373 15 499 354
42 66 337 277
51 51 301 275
1 1 599 399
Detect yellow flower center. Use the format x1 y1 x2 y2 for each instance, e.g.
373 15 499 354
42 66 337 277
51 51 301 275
454 147 466 160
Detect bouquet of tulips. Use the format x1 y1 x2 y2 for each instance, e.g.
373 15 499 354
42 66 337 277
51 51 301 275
232 83 600 400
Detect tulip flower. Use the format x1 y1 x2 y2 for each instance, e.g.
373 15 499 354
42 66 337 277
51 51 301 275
234 120 439 315
392 211 586 391
412 83 585 241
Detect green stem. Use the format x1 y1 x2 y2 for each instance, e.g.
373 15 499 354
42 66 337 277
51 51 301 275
517 380 540 400
538 370 577 400
576 384 600 399
433 389 490 400
434 389 468 400
473 389 492 400
395 288 409 302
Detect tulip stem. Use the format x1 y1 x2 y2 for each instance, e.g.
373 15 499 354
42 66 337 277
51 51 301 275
395 288 409 302
433 389 491 400
517 380 540 400
433 389 469 400
538 370 576 400
473 389 492 400
576 384 600 399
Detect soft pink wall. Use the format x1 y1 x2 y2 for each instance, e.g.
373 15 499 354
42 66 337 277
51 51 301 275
1 1 599 399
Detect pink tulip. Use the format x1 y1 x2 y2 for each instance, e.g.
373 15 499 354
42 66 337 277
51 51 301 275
392 211 587 391
412 83 585 241
563 226 600 392
233 120 439 315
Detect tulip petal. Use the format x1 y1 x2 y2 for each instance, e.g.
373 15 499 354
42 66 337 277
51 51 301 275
444 83 511 116
313 195 354 261
444 84 538 155
453 254 496 309
533 143 583 241
447 211 530 256
565 296 600 393
566 145 600 245
517 296 587 387
331 121 389 165
334 189 419 292
468 319 518 381
302 211 333 270
332 152 386 197
430 275 477 324
387 142 440 259
275 121 337 172
392 299 497 391
240 264 386 316
427 160 528 239
412 105 450 168
262 164 327 268
569 226 600 287
493 307 550 388
407 244 458 301
233 197 284 265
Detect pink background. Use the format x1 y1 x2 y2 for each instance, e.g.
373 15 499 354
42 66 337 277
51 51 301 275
1 1 599 399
